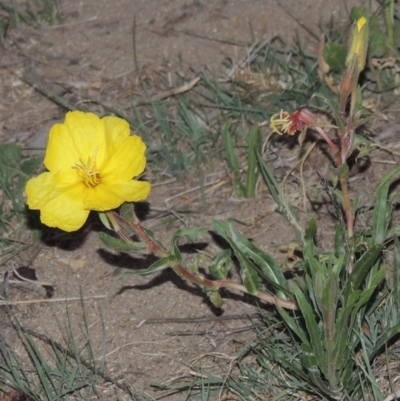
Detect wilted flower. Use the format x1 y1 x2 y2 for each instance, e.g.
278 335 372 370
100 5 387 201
25 111 151 232
270 109 317 136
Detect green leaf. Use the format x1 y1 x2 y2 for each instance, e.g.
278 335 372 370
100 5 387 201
245 126 260 198
209 249 233 280
0 143 22 179
352 134 371 160
323 42 347 72
334 224 346 257
305 218 317 240
172 227 207 247
369 322 400 360
205 289 224 308
394 238 400 309
213 220 260 295
20 156 39 175
301 343 337 397
98 232 147 252
314 269 337 344
257 151 303 237
134 254 176 276
226 223 290 292
376 166 400 191
350 7 366 20
277 305 310 346
120 202 135 223
369 15 387 58
332 291 361 369
343 245 383 302
98 212 112 230
223 121 244 197
372 180 391 245
235 249 260 295
295 286 326 373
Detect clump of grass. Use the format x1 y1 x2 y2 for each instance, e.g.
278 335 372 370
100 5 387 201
0 0 61 40
0 143 40 267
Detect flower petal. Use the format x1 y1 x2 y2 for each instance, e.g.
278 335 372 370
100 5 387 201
102 116 131 145
44 111 107 172
101 135 147 181
83 180 151 210
25 171 90 232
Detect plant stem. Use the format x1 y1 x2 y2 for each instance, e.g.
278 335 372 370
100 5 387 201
315 127 354 238
108 211 298 310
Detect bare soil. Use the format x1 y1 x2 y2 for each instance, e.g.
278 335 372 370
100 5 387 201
1 1 398 400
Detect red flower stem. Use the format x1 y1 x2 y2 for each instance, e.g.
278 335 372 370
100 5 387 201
338 132 354 238
315 127 340 156
314 127 354 238
109 211 298 310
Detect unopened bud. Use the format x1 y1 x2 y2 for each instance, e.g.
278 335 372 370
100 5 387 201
346 16 369 73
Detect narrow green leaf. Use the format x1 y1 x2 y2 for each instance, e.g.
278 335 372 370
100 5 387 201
301 342 318 369
134 254 176 276
98 212 112 230
223 121 244 197
245 126 260 198
369 322 400 360
98 232 147 252
394 238 400 309
295 286 326 372
376 166 400 191
372 181 390 245
226 222 290 293
235 248 260 295
334 223 346 257
332 291 361 369
301 343 336 397
277 305 310 346
386 226 400 241
257 150 303 237
343 245 383 302
305 218 317 241
172 227 207 246
212 219 260 295
256 150 282 206
315 270 337 346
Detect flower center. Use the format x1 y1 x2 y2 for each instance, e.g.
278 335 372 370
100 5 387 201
73 148 101 188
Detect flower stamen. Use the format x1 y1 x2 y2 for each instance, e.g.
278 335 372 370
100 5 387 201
270 110 292 135
73 147 101 188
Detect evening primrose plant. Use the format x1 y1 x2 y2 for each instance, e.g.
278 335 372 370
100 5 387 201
24 13 400 400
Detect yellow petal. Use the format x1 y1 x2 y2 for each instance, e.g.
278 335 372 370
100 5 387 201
102 116 131 146
25 171 90 232
101 135 147 181
45 111 107 172
83 180 151 210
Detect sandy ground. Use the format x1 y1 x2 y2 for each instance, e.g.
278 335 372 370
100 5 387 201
1 0 396 400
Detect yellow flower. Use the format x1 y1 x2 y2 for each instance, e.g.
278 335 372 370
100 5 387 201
25 111 151 232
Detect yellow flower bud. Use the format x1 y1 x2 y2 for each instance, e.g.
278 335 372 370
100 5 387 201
346 16 369 73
